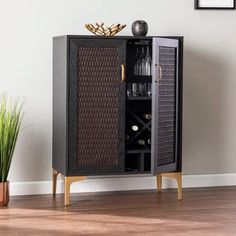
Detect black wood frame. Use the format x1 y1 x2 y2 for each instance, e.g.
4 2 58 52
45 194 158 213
195 0 236 9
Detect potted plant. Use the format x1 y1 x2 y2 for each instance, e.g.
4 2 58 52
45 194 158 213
0 95 23 206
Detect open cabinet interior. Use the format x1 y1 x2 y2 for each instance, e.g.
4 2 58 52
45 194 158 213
125 39 153 174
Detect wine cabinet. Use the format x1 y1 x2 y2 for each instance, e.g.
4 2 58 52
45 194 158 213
53 35 183 205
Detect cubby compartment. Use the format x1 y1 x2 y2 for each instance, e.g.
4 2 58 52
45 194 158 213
126 39 153 101
125 153 141 173
144 153 151 171
126 39 153 78
125 152 151 173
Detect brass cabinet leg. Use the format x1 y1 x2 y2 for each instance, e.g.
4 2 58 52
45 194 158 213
176 173 183 201
156 175 162 192
63 176 87 206
52 169 59 197
157 172 183 201
64 177 71 206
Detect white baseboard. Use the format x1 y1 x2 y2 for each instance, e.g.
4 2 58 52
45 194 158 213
10 173 236 196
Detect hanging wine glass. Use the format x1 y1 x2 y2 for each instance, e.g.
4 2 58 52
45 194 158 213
134 48 140 75
140 46 146 76
147 83 152 97
132 83 139 97
127 83 132 97
145 44 152 76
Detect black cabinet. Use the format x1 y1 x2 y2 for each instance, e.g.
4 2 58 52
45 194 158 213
52 35 183 205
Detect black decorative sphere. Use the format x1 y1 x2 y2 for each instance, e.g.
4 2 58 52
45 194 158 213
132 20 148 36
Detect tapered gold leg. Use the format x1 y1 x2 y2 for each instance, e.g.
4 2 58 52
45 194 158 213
63 176 87 206
52 169 86 205
156 175 162 192
52 169 59 197
176 173 182 201
64 177 71 206
156 172 183 201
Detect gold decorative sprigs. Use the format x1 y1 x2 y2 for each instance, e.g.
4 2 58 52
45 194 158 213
85 22 126 36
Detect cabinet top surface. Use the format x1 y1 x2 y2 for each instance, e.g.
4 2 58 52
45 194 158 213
53 35 184 40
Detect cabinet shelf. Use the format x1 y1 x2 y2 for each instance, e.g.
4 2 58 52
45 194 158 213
126 149 151 154
127 97 151 101
127 75 152 83
133 75 152 79
124 170 151 174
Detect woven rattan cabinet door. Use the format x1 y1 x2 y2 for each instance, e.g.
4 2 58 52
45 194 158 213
152 38 181 174
68 38 126 175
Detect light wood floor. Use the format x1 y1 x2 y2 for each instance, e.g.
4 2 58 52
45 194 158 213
1 187 236 236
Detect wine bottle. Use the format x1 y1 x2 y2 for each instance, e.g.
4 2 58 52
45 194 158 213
137 139 145 146
143 113 152 120
131 124 139 132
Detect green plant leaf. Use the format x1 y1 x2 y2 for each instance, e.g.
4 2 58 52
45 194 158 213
0 94 23 182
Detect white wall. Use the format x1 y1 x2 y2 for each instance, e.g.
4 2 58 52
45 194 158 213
0 0 236 183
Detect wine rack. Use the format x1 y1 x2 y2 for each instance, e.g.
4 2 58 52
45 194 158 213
125 101 152 172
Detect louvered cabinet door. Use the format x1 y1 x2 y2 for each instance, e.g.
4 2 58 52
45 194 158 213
68 38 126 175
152 38 182 174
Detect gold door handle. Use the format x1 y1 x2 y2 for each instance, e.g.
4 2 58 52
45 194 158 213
121 64 126 82
155 64 162 82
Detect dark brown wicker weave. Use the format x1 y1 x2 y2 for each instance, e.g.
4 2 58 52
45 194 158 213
157 46 176 166
77 47 120 167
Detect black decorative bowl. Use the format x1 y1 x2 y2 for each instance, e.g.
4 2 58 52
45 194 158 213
132 20 148 36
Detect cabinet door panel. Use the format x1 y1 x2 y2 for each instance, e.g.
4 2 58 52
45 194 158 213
152 38 181 174
69 38 126 175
